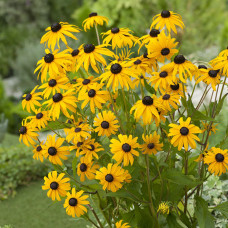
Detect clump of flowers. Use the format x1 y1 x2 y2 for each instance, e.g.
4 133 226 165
20 10 228 227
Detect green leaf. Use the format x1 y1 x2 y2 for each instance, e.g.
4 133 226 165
214 201 228 218
41 121 71 132
144 79 156 94
163 169 202 188
194 196 214 228
72 156 78 178
167 213 188 228
216 93 228 115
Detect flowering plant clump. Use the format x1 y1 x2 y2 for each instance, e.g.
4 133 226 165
19 10 228 227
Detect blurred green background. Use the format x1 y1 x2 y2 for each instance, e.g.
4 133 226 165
0 0 228 227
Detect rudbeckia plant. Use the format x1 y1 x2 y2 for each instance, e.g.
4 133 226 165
20 10 228 228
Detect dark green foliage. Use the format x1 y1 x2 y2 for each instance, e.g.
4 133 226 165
0 136 49 200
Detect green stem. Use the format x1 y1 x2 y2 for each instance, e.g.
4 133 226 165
88 204 104 228
184 152 188 214
145 155 158 226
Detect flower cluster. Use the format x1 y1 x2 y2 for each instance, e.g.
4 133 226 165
19 10 228 227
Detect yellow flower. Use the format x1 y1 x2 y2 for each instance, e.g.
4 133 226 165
116 220 131 228
162 55 197 83
130 95 163 125
66 122 91 143
42 171 71 201
201 122 218 136
19 120 38 147
77 156 99 182
94 111 119 137
165 82 186 97
75 44 114 73
132 74 150 89
74 76 98 97
141 133 163 155
110 134 139 166
159 92 180 111
42 134 70 165
22 85 42 113
64 188 89 217
70 138 93 157
130 56 152 76
28 108 50 130
138 28 160 53
204 147 228 176
195 144 210 162
102 27 137 49
149 68 174 91
211 53 228 76
79 139 104 161
32 142 45 162
34 49 72 82
83 12 108 31
151 10 184 34
66 46 83 72
40 22 80 51
147 30 178 63
78 84 109 113
95 163 126 192
99 60 138 91
157 202 170 214
196 68 221 91
39 74 69 99
168 117 202 151
43 89 77 120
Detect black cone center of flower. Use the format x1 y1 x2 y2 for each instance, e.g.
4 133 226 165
48 79 57 87
215 153 224 162
36 146 42 152
147 143 155 149
198 65 207 69
149 29 160 37
20 126 27 134
77 142 83 147
142 96 153 106
67 119 72 124
80 163 87 172
53 93 63 102
174 55 185 64
101 121 109 129
84 44 95 53
75 127 81 133
170 83 179 90
44 53 54 63
111 63 122 74
180 127 189 136
25 93 32 101
88 89 96 97
89 12 97 17
161 10 171 18
51 23 61 32
134 59 142 65
82 79 90 85
111 27 120 34
143 52 149 58
36 113 43 119
140 75 144 79
159 71 168 78
72 49 79 56
208 70 218 78
69 198 78 206
89 144 95 151
48 147 57 156
161 48 170 56
105 174 114 182
122 143 131 152
50 181 59 190
162 94 170 100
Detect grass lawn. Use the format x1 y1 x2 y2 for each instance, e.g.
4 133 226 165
0 180 90 228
